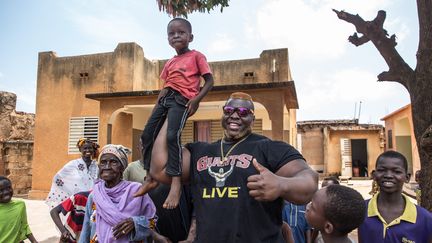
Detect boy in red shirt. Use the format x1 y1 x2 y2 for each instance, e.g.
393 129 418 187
137 18 214 209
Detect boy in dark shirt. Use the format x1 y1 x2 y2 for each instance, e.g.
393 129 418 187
305 184 365 243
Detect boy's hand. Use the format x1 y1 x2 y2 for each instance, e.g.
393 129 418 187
60 230 73 242
247 159 282 201
186 98 200 117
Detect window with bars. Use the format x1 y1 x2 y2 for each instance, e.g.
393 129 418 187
68 117 99 154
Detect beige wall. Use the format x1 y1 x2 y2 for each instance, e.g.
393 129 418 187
300 127 324 170
326 130 383 175
382 105 420 174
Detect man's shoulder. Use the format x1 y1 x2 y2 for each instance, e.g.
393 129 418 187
129 160 143 167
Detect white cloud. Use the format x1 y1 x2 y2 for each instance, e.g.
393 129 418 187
296 67 410 122
205 34 235 56
250 0 393 62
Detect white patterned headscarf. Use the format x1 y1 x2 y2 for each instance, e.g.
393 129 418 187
98 144 131 169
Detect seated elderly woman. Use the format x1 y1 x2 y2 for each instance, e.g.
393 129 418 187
79 144 157 243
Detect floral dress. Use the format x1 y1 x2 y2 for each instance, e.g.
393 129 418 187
46 158 98 209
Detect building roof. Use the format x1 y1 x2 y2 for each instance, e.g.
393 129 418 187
380 104 411 121
86 81 299 108
297 119 383 131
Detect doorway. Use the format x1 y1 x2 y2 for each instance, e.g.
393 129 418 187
351 139 368 177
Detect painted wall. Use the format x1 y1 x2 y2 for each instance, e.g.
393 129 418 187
382 105 420 174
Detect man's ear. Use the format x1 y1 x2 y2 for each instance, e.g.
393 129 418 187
189 34 194 42
323 220 334 234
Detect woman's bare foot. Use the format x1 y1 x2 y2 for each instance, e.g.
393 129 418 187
163 176 182 209
134 175 159 197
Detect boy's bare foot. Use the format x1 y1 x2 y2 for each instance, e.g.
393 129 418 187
134 175 159 197
163 176 182 209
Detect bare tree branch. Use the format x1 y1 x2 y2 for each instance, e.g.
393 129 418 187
333 9 414 87
348 33 370 46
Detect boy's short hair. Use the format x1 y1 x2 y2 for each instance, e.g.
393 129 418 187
324 185 366 235
376 150 408 172
0 176 11 187
168 18 192 32
323 176 340 185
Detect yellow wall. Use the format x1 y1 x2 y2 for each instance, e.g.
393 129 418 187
382 105 420 174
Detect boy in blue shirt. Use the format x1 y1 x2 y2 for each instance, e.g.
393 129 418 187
358 151 432 242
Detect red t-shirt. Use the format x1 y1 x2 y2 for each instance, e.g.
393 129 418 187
161 50 212 100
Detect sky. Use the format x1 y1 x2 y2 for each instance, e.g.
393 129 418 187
0 0 417 124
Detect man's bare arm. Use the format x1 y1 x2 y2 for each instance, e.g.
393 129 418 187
247 159 318 204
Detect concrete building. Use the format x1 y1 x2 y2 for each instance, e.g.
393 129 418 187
297 120 384 177
381 104 420 175
29 43 299 199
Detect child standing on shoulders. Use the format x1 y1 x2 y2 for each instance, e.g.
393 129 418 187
358 151 432 243
136 17 214 209
0 176 38 243
305 184 365 243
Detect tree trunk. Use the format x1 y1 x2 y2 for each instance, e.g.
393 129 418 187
334 1 432 211
411 74 432 210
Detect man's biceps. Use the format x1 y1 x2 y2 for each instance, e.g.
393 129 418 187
275 159 309 177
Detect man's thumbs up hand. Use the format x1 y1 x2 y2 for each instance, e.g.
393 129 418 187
247 159 281 201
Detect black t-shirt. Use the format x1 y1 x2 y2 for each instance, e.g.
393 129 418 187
185 133 305 243
149 184 193 242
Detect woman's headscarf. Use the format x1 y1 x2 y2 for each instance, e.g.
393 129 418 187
77 138 100 159
97 144 131 169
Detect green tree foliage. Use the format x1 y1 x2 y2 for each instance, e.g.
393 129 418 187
157 0 230 17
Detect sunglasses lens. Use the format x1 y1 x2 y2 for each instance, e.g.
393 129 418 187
223 106 235 115
237 107 250 117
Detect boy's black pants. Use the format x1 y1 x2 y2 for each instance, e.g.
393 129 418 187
141 88 189 176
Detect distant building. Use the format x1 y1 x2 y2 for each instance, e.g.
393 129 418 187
29 43 300 199
297 120 384 177
381 104 419 175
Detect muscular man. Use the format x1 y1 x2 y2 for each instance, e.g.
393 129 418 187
138 92 318 243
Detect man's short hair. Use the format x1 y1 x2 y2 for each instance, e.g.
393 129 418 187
376 150 408 173
229 92 253 101
226 92 254 111
168 18 192 33
324 185 366 235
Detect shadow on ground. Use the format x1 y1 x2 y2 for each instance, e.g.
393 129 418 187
39 236 59 243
